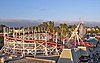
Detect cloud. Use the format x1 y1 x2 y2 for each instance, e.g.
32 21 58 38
0 19 43 27
39 8 47 11
0 19 100 27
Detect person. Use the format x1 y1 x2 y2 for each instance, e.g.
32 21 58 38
89 48 91 52
98 57 100 62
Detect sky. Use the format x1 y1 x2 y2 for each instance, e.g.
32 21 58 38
0 0 100 21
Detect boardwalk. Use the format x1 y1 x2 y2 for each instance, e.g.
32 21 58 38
8 57 56 63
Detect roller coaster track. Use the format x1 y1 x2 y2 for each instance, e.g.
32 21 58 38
0 22 87 57
0 28 63 57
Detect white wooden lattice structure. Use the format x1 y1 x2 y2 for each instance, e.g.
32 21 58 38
1 27 62 56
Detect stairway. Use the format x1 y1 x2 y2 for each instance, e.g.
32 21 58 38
57 49 73 63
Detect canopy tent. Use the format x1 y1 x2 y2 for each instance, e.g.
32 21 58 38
88 37 98 44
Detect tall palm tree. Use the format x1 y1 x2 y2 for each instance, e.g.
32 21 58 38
59 24 69 40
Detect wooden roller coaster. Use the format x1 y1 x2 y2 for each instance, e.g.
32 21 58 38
0 22 90 57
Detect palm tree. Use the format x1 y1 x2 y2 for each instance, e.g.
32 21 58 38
71 24 77 31
59 24 69 41
47 21 54 33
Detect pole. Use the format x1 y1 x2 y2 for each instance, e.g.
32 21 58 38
45 31 48 55
22 28 25 57
55 32 59 55
34 28 36 56
13 27 15 54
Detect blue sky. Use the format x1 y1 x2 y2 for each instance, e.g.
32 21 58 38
0 0 100 21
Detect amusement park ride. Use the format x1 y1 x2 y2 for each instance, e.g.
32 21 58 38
67 22 90 48
1 27 61 56
0 22 90 57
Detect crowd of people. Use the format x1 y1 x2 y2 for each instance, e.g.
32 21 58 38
89 51 100 63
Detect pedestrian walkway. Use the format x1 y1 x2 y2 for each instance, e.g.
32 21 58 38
57 49 73 63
